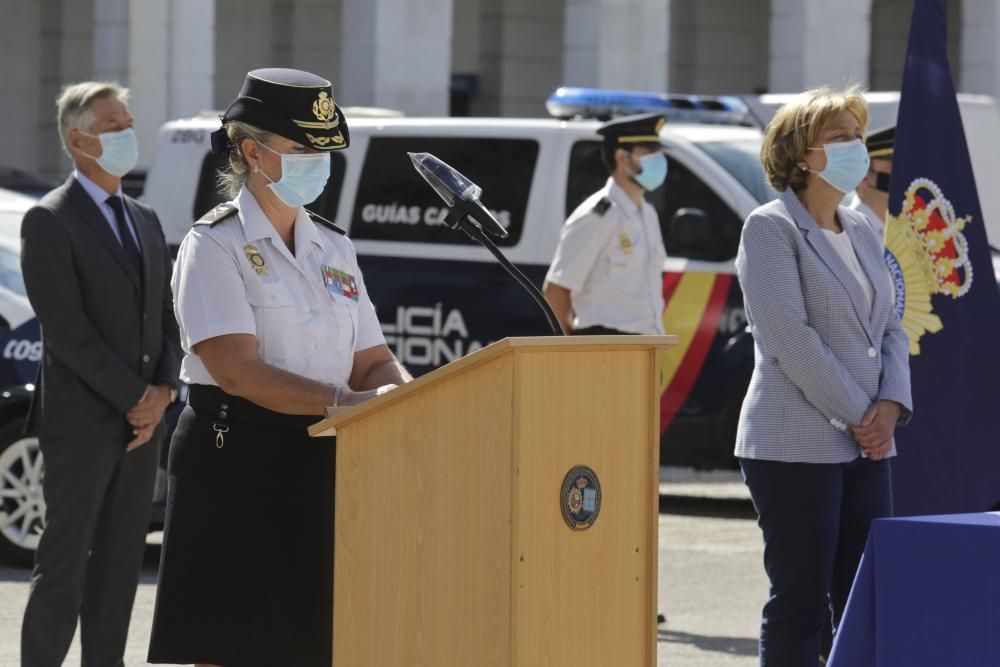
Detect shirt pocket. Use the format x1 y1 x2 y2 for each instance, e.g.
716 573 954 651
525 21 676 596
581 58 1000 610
327 293 358 356
245 282 295 365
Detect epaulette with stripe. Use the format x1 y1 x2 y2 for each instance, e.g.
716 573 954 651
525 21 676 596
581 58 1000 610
306 209 346 235
592 197 612 216
193 203 238 226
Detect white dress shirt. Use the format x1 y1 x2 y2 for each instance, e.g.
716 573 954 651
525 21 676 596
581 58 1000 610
172 186 385 387
73 169 142 251
546 178 667 334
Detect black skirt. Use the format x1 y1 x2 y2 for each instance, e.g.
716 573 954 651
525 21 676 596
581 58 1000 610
148 386 336 667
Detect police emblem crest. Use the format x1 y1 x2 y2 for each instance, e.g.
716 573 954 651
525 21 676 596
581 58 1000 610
560 465 602 530
618 233 633 255
243 244 268 277
884 177 973 355
312 91 336 125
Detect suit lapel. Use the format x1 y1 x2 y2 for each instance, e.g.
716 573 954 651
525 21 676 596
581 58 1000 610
842 214 886 332
781 190 875 345
67 178 141 290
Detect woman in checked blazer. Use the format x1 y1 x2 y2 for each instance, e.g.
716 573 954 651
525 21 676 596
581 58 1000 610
735 87 912 666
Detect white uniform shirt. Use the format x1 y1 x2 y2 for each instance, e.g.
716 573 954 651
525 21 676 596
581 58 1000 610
173 186 385 387
545 178 667 334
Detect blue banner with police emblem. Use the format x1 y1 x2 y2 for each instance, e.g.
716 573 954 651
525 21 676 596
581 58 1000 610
884 0 1000 515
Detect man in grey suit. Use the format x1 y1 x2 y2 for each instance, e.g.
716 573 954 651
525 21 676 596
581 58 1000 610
19 81 181 667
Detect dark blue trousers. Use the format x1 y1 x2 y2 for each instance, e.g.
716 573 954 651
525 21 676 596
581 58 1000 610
740 456 892 667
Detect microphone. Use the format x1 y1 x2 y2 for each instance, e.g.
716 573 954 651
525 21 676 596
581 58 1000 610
407 152 509 238
407 151 565 335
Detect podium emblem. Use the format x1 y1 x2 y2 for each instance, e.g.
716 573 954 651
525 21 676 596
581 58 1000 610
561 465 602 530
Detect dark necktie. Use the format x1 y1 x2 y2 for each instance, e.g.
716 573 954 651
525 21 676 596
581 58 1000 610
105 195 142 276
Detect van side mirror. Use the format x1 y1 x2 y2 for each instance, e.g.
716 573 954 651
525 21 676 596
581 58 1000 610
666 207 728 261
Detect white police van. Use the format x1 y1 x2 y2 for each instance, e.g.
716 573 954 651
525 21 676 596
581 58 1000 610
143 87 774 474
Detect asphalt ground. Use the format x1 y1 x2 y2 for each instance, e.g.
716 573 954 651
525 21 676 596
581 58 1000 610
0 468 766 666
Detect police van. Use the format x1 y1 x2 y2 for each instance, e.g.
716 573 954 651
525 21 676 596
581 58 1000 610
144 87 772 473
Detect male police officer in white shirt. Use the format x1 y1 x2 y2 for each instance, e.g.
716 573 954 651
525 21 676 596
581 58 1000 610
849 126 894 248
544 113 668 335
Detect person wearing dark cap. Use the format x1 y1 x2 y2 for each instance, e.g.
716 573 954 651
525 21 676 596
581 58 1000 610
543 112 668 335
147 68 410 667
849 126 894 247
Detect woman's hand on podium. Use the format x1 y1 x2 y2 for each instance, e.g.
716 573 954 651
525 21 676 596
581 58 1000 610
329 384 399 413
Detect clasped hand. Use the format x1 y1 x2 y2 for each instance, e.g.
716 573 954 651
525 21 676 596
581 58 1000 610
850 400 902 461
126 384 172 451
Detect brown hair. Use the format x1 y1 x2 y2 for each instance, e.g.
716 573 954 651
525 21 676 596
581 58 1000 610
760 85 869 192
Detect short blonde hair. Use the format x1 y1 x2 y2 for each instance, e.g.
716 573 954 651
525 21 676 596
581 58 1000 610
760 86 869 192
216 121 273 198
55 81 129 154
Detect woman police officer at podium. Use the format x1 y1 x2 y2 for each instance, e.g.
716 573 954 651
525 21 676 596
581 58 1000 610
148 68 411 667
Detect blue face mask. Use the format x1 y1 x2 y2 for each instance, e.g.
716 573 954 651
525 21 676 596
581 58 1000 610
631 151 668 191
81 128 139 177
807 139 870 193
257 142 331 207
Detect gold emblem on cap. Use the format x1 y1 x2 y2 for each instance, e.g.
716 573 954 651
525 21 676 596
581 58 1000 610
305 132 345 147
313 91 336 123
655 117 666 133
295 92 340 131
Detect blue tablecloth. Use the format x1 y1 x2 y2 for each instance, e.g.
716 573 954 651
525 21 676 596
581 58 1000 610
828 512 1000 667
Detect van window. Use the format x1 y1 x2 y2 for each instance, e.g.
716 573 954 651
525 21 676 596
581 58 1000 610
350 137 537 246
566 140 742 261
191 152 347 222
696 139 776 205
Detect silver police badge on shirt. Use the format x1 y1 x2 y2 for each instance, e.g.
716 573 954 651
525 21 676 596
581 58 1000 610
560 465 602 530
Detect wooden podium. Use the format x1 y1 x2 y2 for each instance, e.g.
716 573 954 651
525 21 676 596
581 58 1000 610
309 335 676 666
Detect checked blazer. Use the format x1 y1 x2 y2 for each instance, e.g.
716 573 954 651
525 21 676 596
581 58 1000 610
734 188 912 463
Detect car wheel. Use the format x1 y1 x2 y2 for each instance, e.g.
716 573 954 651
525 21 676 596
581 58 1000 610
0 420 44 567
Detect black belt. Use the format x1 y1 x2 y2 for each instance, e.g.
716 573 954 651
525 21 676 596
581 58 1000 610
573 325 639 335
187 384 319 431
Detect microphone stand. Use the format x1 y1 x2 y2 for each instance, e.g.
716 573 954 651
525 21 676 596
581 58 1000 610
445 207 566 336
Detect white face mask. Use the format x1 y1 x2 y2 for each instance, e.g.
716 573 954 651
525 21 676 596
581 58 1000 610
255 141 331 207
804 139 871 193
79 128 139 177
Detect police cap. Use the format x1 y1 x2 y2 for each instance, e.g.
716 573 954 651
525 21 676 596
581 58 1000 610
211 68 349 154
866 126 894 159
597 112 667 148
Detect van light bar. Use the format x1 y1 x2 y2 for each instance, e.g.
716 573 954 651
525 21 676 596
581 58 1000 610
546 87 751 126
